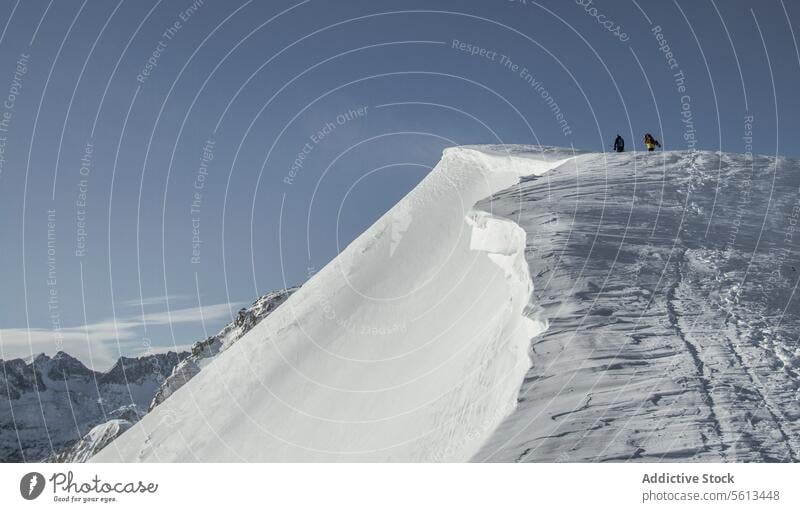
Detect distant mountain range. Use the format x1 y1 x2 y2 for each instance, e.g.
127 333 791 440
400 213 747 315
0 350 185 462
1 287 297 462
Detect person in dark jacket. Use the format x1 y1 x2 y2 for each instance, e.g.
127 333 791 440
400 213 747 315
644 133 661 151
613 134 624 152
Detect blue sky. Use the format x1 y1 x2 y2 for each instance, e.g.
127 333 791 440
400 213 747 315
0 0 798 369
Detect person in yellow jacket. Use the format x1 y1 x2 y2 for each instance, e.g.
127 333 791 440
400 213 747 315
644 133 661 151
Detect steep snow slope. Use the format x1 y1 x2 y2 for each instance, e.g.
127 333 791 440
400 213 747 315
474 150 800 462
149 287 298 410
94 146 578 462
49 419 133 463
96 146 799 463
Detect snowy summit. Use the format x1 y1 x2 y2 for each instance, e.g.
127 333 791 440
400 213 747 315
93 146 800 462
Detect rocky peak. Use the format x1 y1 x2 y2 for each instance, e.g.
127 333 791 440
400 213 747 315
100 351 186 385
148 287 299 411
0 357 43 398
47 351 95 381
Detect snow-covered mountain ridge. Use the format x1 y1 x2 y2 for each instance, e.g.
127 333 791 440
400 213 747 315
95 146 800 462
474 149 800 462
149 287 297 411
0 350 185 462
95 145 575 462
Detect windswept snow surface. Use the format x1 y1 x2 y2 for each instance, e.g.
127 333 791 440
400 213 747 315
474 150 800 462
94 146 576 462
96 146 800 463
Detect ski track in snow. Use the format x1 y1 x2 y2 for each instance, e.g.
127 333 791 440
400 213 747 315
92 146 800 462
474 150 800 463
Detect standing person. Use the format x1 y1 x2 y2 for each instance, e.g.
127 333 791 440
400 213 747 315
644 133 661 151
613 134 625 152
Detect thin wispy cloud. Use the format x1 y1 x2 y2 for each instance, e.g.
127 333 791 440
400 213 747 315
0 302 241 370
121 294 194 308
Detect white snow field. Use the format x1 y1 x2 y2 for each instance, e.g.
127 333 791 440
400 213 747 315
95 146 800 462
474 149 800 462
94 146 576 462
